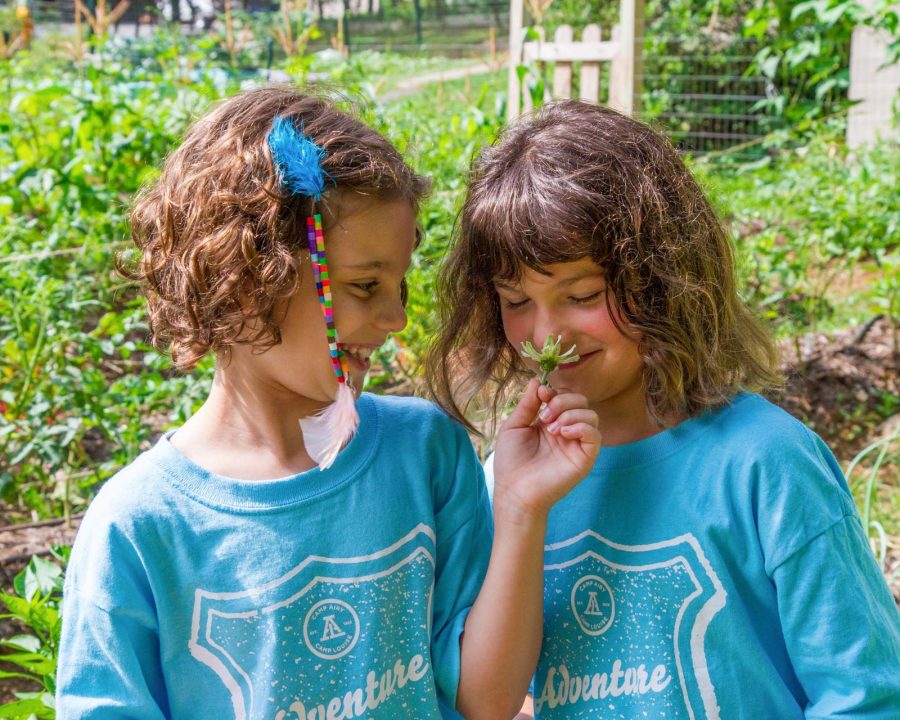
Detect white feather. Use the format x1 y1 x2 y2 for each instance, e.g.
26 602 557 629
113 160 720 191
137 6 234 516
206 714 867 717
299 382 359 469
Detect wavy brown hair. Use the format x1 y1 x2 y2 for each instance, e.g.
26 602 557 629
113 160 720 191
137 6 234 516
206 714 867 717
426 100 780 434
125 86 429 371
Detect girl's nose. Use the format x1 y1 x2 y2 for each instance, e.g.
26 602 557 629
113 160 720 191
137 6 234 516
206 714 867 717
376 294 408 334
532 309 563 348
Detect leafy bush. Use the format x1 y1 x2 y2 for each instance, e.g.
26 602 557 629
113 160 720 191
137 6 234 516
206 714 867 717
744 1 876 121
0 46 237 519
0 551 67 718
695 129 899 341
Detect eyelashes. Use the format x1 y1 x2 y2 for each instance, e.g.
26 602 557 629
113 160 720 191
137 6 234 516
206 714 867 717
571 291 606 305
351 278 409 306
501 290 607 310
503 298 529 310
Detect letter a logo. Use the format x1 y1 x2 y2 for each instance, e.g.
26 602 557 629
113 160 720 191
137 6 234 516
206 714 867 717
319 615 347 642
304 599 360 660
571 575 615 636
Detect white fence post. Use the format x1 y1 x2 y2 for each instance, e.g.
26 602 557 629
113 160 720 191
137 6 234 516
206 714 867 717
847 21 900 147
580 24 603 104
608 0 643 115
507 0 524 120
552 25 574 99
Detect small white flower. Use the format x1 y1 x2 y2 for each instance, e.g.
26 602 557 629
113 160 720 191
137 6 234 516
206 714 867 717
520 334 579 385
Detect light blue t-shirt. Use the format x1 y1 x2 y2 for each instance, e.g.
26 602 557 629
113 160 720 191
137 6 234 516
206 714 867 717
57 393 492 719
488 393 900 718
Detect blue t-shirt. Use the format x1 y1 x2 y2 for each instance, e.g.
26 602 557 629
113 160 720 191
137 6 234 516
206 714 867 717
488 393 900 718
57 393 492 719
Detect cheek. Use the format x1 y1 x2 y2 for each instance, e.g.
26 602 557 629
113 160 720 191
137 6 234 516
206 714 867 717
580 312 616 339
499 309 526 345
579 302 632 340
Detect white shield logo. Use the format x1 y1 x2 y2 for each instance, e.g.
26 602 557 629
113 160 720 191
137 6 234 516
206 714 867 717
536 531 726 719
188 524 437 720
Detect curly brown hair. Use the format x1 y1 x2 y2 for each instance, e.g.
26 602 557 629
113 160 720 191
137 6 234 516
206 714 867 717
125 86 429 371
426 100 781 434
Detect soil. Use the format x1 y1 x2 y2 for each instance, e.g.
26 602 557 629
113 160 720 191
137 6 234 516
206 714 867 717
0 317 896 701
770 314 899 460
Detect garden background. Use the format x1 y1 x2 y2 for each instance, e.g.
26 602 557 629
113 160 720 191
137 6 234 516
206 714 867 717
0 0 898 714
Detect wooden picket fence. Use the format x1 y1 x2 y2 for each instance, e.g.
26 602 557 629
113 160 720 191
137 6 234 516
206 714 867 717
506 0 644 120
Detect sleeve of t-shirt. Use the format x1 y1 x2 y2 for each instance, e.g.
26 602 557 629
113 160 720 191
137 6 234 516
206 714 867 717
56 495 169 719
772 515 900 717
763 432 900 717
428 423 494 713
56 591 168 720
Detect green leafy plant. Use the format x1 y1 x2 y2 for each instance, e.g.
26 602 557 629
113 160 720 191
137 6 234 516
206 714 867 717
0 550 68 719
520 334 580 385
845 428 900 570
743 0 899 123
695 129 899 341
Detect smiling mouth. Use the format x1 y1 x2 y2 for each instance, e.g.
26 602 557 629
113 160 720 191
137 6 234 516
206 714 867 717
557 349 600 371
340 345 377 368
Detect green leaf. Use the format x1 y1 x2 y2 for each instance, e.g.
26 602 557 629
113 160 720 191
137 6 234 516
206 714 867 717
1 636 41 653
790 0 823 22
0 693 55 719
0 671 40 682
21 557 63 603
759 53 781 80
0 593 60 639
0 653 55 674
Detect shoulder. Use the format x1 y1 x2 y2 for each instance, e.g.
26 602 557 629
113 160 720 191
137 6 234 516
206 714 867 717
705 394 857 567
707 392 813 441
362 393 486 514
82 439 175 528
67 440 179 594
362 393 471 446
701 393 838 470
692 392 852 516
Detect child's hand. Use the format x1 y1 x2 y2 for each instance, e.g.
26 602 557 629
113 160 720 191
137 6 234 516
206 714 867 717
492 378 601 521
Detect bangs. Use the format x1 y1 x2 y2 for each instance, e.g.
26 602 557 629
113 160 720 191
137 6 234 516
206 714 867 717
466 171 603 284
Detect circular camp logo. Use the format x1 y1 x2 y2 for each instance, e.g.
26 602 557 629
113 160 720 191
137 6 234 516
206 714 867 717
571 575 615 636
304 599 360 660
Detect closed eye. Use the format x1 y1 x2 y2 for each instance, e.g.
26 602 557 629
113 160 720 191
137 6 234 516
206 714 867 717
571 291 606 305
353 281 379 293
501 297 530 310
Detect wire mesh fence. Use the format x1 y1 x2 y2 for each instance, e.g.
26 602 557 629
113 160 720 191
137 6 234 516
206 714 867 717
24 4 784 156
513 31 783 157
637 36 784 156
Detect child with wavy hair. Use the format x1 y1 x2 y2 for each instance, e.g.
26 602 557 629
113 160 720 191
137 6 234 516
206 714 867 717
56 87 602 720
428 100 900 718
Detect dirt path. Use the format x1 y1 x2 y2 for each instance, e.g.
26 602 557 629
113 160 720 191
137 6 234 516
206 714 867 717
379 61 499 100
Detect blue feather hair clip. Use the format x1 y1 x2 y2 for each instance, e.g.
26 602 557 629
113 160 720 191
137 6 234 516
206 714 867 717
267 116 332 200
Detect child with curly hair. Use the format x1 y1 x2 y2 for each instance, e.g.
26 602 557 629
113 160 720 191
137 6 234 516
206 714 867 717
428 100 900 719
56 88 602 720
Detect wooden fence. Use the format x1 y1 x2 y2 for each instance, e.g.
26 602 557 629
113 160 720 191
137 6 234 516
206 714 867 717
506 0 644 119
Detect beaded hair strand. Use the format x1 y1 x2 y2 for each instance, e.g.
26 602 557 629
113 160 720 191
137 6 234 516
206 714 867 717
268 116 358 469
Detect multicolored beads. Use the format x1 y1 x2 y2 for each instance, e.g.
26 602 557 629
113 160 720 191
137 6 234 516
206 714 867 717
307 214 348 384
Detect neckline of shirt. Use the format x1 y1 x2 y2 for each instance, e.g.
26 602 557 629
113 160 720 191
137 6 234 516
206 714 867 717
148 393 380 512
591 392 753 472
